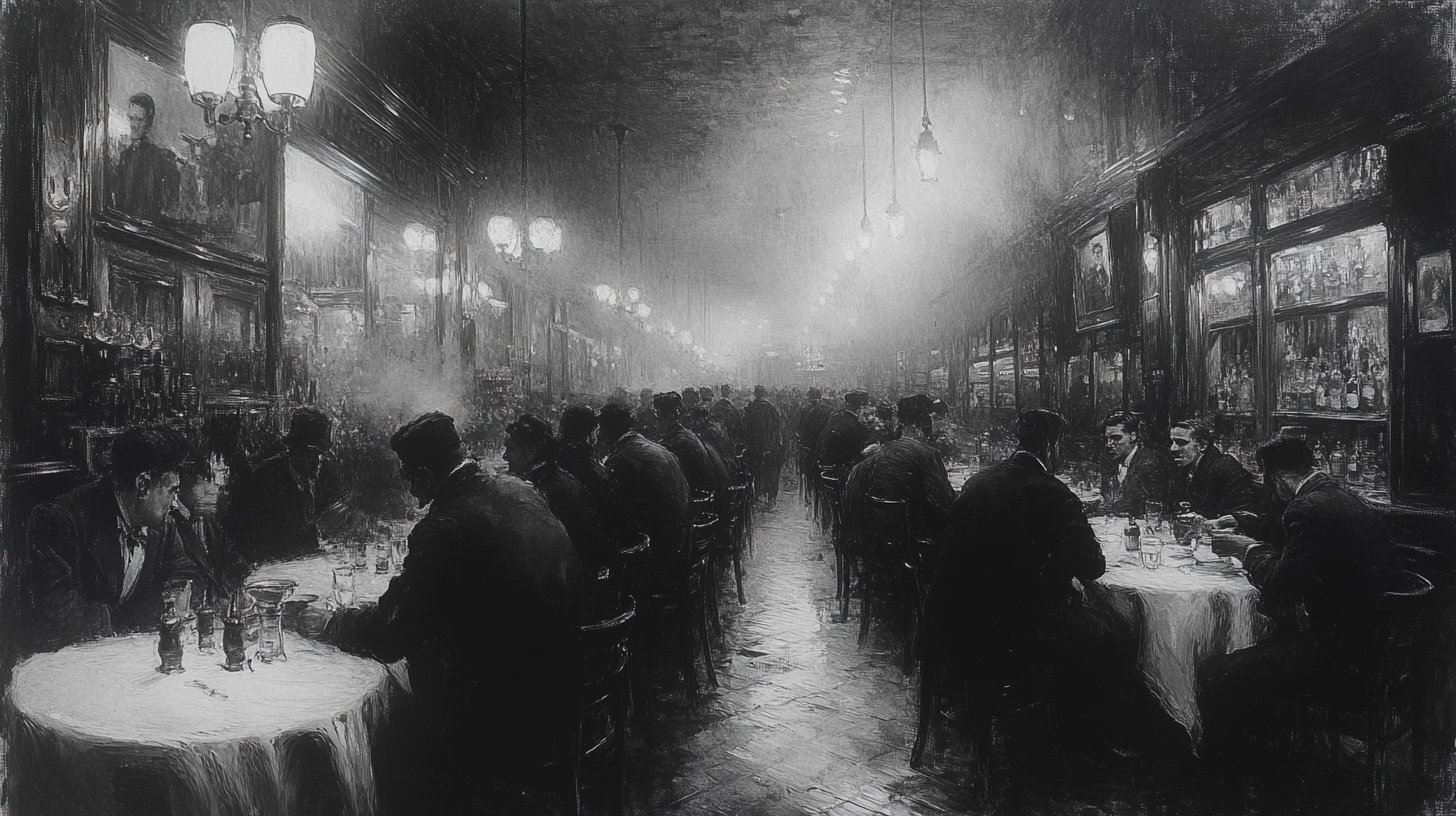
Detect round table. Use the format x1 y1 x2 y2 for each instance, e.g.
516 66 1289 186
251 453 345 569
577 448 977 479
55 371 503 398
5 634 390 816
1084 517 1268 745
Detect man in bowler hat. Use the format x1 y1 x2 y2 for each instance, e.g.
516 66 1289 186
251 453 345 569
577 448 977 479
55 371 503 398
224 407 347 564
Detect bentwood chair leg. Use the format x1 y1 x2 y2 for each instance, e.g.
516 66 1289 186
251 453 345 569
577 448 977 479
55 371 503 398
732 543 747 605
698 601 718 689
682 608 700 707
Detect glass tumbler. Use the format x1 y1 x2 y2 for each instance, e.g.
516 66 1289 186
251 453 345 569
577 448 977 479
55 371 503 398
333 566 356 609
1140 538 1163 570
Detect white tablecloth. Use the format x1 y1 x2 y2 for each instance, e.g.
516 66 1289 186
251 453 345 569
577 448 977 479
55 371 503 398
1084 517 1267 745
5 634 390 816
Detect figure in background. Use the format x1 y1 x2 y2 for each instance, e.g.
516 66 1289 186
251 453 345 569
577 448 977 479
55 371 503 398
841 394 956 555
1167 419 1262 520
1081 240 1112 313
557 403 615 522
173 454 249 603
505 413 612 576
798 387 833 467
1101 411 1170 518
297 412 591 813
633 387 660 442
1198 437 1404 772
225 407 351 565
712 384 744 443
742 385 786 508
688 404 738 472
599 403 692 576
110 93 181 219
20 427 198 653
818 390 873 470
657 391 730 503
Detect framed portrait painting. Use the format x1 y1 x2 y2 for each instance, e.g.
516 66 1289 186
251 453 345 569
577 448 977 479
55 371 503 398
103 38 267 258
1074 225 1117 330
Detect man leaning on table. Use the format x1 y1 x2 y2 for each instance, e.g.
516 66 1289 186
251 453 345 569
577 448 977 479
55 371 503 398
1100 411 1171 517
1196 436 1404 771
1167 418 1263 520
290 411 592 813
18 427 199 653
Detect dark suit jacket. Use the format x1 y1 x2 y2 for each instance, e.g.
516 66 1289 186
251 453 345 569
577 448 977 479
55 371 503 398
661 422 729 499
926 451 1105 660
324 463 591 772
524 460 612 573
841 438 956 549
632 406 660 441
604 432 692 573
22 480 198 653
112 138 181 218
1175 446 1263 519
556 440 615 531
224 453 340 565
818 409 872 467
798 401 832 451
712 398 744 442
1242 472 1403 652
1104 445 1172 517
742 398 785 455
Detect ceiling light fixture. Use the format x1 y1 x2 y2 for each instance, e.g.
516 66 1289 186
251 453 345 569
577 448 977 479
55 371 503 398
914 0 940 182
885 0 906 240
857 109 874 251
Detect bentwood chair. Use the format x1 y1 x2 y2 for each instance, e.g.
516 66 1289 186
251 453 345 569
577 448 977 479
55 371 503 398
817 470 849 617
721 483 750 603
637 516 718 708
859 497 923 674
1294 570 1437 814
562 597 635 816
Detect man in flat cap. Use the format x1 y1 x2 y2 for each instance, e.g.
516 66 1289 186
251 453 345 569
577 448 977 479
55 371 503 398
225 407 349 565
558 403 615 517
599 402 692 577
817 389 873 469
633 387 661 442
298 411 591 812
797 387 834 498
506 413 612 575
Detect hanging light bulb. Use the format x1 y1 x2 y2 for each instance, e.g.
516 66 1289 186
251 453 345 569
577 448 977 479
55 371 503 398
487 216 519 249
529 217 563 253
886 197 906 240
857 214 874 251
843 242 857 262
915 117 941 183
856 108 874 252
914 0 941 183
594 283 613 303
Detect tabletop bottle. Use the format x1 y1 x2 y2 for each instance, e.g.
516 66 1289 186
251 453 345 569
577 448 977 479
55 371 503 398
1123 516 1142 553
158 600 184 674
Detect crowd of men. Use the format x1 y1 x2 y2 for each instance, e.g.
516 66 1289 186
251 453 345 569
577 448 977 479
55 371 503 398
6 380 1409 806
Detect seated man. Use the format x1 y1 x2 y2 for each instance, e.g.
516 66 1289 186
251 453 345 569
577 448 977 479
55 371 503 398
599 402 692 577
841 394 957 552
556 403 614 516
1198 437 1404 771
656 391 730 502
301 412 592 811
924 410 1184 760
505 413 612 575
1101 411 1171 518
21 427 198 652
173 454 250 603
225 407 350 564
818 390 873 470
1168 419 1262 520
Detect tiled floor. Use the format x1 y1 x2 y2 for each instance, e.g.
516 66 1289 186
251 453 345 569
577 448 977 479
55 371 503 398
621 482 1427 816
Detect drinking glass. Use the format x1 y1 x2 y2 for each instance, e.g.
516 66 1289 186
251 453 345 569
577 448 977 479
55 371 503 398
1140 538 1163 570
349 541 368 571
245 580 295 663
391 536 408 573
375 541 391 574
332 566 356 608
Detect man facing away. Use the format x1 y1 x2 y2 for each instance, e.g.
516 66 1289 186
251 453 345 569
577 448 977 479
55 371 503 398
599 402 692 577
505 413 612 576
1198 436 1404 771
298 412 591 813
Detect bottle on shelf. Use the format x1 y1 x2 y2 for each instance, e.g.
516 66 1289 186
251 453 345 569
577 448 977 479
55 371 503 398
1329 442 1347 477
1343 369 1361 411
1347 439 1362 484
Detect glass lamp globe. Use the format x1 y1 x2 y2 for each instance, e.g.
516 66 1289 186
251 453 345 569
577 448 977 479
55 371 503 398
259 17 316 108
184 22 237 107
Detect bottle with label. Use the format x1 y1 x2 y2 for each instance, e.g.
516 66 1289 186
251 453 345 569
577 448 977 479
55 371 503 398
158 600 184 674
1348 439 1362 483
1360 364 1376 411
1329 443 1347 476
1123 517 1142 553
1344 370 1361 410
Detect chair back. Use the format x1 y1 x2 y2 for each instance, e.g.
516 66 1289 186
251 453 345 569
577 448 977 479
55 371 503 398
1371 570 1436 702
562 597 635 814
865 496 910 554
690 491 717 524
